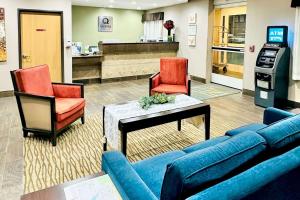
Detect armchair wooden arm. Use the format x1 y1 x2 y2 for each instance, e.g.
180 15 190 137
186 75 191 96
149 72 160 96
14 91 56 139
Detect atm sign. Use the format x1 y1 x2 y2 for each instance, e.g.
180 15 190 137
268 28 284 43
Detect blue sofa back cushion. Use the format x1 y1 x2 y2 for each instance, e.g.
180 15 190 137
160 131 267 200
257 114 300 150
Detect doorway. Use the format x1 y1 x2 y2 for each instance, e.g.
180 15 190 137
211 5 247 89
18 10 64 82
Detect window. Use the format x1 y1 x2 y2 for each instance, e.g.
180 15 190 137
228 14 246 44
143 20 163 42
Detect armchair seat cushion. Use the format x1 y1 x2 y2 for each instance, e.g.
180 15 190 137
132 150 186 198
151 84 188 95
55 98 85 122
225 123 267 136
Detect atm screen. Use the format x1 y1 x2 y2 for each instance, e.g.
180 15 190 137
267 26 288 45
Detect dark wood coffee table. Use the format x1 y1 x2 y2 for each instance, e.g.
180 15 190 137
21 173 103 200
103 103 210 156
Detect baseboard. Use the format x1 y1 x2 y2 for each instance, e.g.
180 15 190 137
242 89 300 108
73 78 101 84
190 75 206 83
287 100 300 108
242 89 255 97
102 74 152 83
0 90 13 98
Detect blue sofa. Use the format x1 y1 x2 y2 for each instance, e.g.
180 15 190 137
102 108 300 200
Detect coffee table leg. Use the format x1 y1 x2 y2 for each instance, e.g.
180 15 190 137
103 106 107 151
205 108 211 140
121 131 127 156
177 120 181 131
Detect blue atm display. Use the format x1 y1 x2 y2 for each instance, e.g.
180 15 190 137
267 26 288 45
268 28 284 42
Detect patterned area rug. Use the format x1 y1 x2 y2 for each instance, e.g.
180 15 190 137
191 83 240 100
24 114 219 194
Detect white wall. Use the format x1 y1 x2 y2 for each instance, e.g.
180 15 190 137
149 0 211 79
244 0 299 102
0 0 72 92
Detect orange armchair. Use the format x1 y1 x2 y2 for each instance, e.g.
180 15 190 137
149 57 191 96
10 65 85 146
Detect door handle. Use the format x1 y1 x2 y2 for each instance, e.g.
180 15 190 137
22 55 30 59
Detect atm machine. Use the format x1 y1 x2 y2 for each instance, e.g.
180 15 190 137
255 26 290 108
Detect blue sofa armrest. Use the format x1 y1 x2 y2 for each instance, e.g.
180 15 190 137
102 151 157 200
263 107 295 125
187 146 300 200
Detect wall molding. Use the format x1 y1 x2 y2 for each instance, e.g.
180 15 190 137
242 89 255 97
101 74 152 84
287 100 300 108
0 90 13 98
190 75 206 83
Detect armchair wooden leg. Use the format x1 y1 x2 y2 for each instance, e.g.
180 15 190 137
81 115 85 124
51 133 57 146
23 130 28 138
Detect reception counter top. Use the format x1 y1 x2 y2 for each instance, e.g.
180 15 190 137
101 42 179 54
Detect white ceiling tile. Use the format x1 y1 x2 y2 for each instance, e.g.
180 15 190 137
72 0 188 10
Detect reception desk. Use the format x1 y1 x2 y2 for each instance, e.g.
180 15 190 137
72 42 179 83
100 42 179 82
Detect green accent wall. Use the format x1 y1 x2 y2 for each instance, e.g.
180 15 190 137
72 6 144 46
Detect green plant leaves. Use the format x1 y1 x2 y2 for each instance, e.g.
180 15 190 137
139 93 176 110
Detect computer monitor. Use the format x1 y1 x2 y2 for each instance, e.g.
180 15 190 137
267 26 288 46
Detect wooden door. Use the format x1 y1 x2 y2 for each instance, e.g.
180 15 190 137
20 12 62 82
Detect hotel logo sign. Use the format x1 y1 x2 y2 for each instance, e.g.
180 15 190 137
98 16 113 32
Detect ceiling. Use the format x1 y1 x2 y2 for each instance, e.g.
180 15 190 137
72 0 189 10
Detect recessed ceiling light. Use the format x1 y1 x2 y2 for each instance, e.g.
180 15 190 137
137 6 141 10
109 4 114 8
109 0 114 3
131 1 137 5
152 3 157 7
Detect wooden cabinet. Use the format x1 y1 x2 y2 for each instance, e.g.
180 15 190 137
72 55 103 84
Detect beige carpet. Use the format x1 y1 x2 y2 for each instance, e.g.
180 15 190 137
23 114 215 194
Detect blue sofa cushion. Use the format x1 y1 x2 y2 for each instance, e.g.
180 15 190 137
160 131 267 200
132 150 186 198
225 123 267 136
187 146 300 200
257 114 300 150
263 107 295 125
183 136 230 153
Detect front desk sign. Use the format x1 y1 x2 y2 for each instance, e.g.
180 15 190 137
98 16 113 32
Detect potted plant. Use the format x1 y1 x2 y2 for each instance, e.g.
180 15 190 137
163 20 175 42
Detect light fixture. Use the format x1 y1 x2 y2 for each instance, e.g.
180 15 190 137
137 6 141 10
131 1 137 5
109 4 114 8
109 0 114 3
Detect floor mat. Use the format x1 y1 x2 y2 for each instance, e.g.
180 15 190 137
192 83 240 100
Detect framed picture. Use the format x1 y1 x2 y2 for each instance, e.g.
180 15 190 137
0 8 7 62
188 25 197 36
188 36 196 46
188 13 197 24
98 16 113 32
